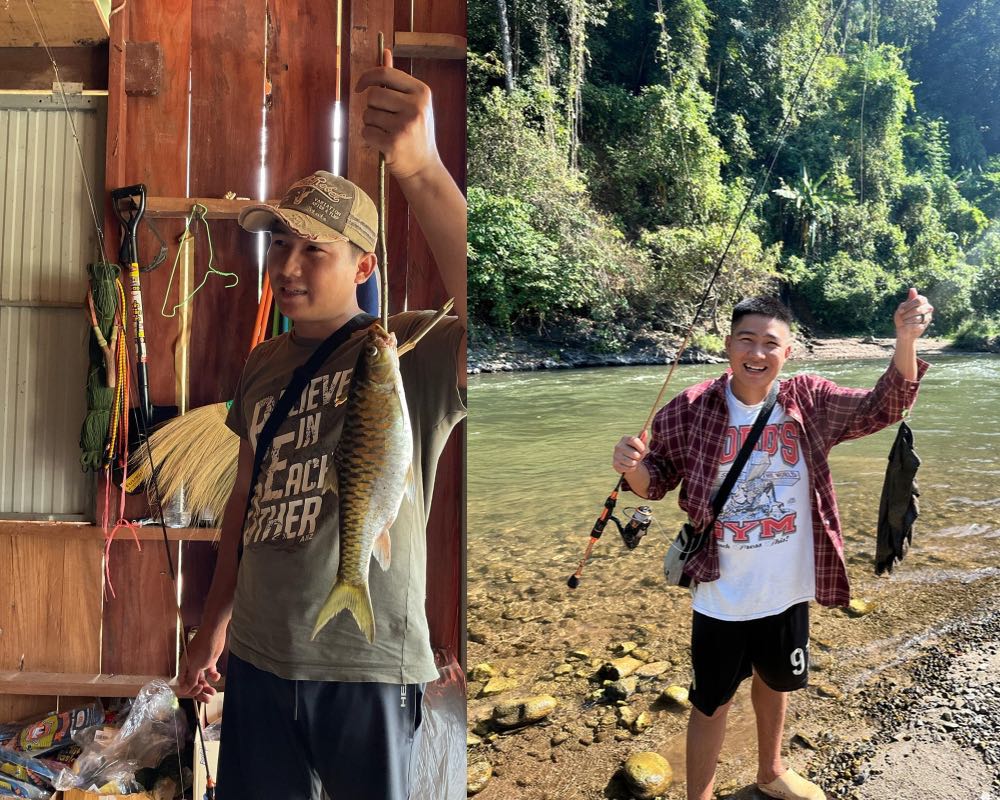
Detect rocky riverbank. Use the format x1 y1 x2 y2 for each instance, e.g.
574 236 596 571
468 323 959 373
466 537 1000 800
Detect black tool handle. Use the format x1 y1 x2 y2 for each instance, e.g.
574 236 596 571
112 184 147 264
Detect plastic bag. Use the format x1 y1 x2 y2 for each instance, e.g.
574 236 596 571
3 703 103 759
54 680 186 792
410 654 466 800
0 773 50 800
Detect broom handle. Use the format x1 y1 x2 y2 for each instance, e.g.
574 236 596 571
251 274 268 352
253 277 273 350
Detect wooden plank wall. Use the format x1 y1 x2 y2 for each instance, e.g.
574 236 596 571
0 536 102 722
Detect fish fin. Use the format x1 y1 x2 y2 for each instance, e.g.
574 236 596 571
325 464 339 498
372 526 392 571
405 464 416 503
312 580 375 644
334 390 349 407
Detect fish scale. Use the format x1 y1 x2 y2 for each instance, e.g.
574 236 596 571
312 324 413 643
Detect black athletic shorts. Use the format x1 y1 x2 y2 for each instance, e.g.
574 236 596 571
216 652 425 800
688 601 810 717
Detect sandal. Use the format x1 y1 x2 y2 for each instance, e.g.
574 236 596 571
757 768 826 800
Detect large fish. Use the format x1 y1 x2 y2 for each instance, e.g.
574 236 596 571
312 323 414 643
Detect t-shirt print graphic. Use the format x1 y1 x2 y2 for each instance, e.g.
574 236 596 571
242 364 354 548
714 422 803 550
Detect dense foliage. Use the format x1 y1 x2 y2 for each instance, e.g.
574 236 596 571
468 0 1000 343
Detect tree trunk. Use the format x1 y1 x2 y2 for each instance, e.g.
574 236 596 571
497 0 515 93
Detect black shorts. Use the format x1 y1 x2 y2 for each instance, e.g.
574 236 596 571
689 601 810 717
217 652 425 800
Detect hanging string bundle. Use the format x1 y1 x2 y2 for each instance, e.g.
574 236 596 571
80 261 123 471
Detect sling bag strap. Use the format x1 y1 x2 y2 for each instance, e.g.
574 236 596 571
703 379 780 532
237 312 377 563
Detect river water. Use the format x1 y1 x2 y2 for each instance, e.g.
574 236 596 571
469 354 1000 580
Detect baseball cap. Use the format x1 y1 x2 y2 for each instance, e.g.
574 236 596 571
238 171 378 253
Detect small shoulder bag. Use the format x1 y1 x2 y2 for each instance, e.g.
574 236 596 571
237 313 376 563
663 381 779 587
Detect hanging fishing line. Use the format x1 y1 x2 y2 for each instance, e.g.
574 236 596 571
567 0 852 589
377 32 390 330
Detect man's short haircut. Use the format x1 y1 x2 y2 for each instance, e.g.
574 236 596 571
731 296 794 329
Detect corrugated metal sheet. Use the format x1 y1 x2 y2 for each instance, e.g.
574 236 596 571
0 307 92 517
0 98 104 517
0 101 105 304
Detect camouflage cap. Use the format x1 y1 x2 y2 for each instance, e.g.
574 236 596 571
238 171 378 253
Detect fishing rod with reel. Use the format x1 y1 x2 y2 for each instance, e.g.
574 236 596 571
566 0 849 590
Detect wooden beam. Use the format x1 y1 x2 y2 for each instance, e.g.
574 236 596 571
145 196 261 220
393 31 466 60
0 45 109 90
0 0 109 47
0 671 227 697
0 520 219 541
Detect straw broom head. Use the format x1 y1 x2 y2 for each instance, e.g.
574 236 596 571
127 403 239 524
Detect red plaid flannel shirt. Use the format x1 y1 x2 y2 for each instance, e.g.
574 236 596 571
628 359 929 607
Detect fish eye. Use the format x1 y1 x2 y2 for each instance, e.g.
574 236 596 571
367 345 378 357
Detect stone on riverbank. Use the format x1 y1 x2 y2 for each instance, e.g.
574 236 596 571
659 685 691 709
606 676 638 701
632 711 653 734
599 656 644 680
480 676 519 697
470 662 494 682
635 660 671 677
467 758 492 795
847 597 875 617
493 695 559 729
623 752 673 798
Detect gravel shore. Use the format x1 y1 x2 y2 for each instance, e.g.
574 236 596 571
469 331 960 373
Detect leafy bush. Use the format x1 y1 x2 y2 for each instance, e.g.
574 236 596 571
582 82 729 232
952 317 1000 351
634 223 778 328
469 88 636 330
798 253 900 332
969 227 1000 313
467 188 561 329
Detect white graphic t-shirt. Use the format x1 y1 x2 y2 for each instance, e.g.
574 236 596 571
691 382 816 621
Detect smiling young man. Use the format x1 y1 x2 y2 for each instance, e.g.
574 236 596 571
613 291 932 800
177 51 466 800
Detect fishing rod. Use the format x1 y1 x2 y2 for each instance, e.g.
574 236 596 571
567 0 850 589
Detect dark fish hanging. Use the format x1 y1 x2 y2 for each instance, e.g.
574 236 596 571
875 419 920 575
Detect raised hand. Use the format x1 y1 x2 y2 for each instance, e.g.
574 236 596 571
354 48 441 181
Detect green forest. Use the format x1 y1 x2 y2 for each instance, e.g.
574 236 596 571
467 0 1000 350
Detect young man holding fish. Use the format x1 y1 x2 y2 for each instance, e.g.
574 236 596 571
613 291 932 800
178 50 466 800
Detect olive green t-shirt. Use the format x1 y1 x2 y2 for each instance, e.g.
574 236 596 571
225 311 466 683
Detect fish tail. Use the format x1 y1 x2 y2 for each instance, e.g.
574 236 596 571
312 579 375 644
